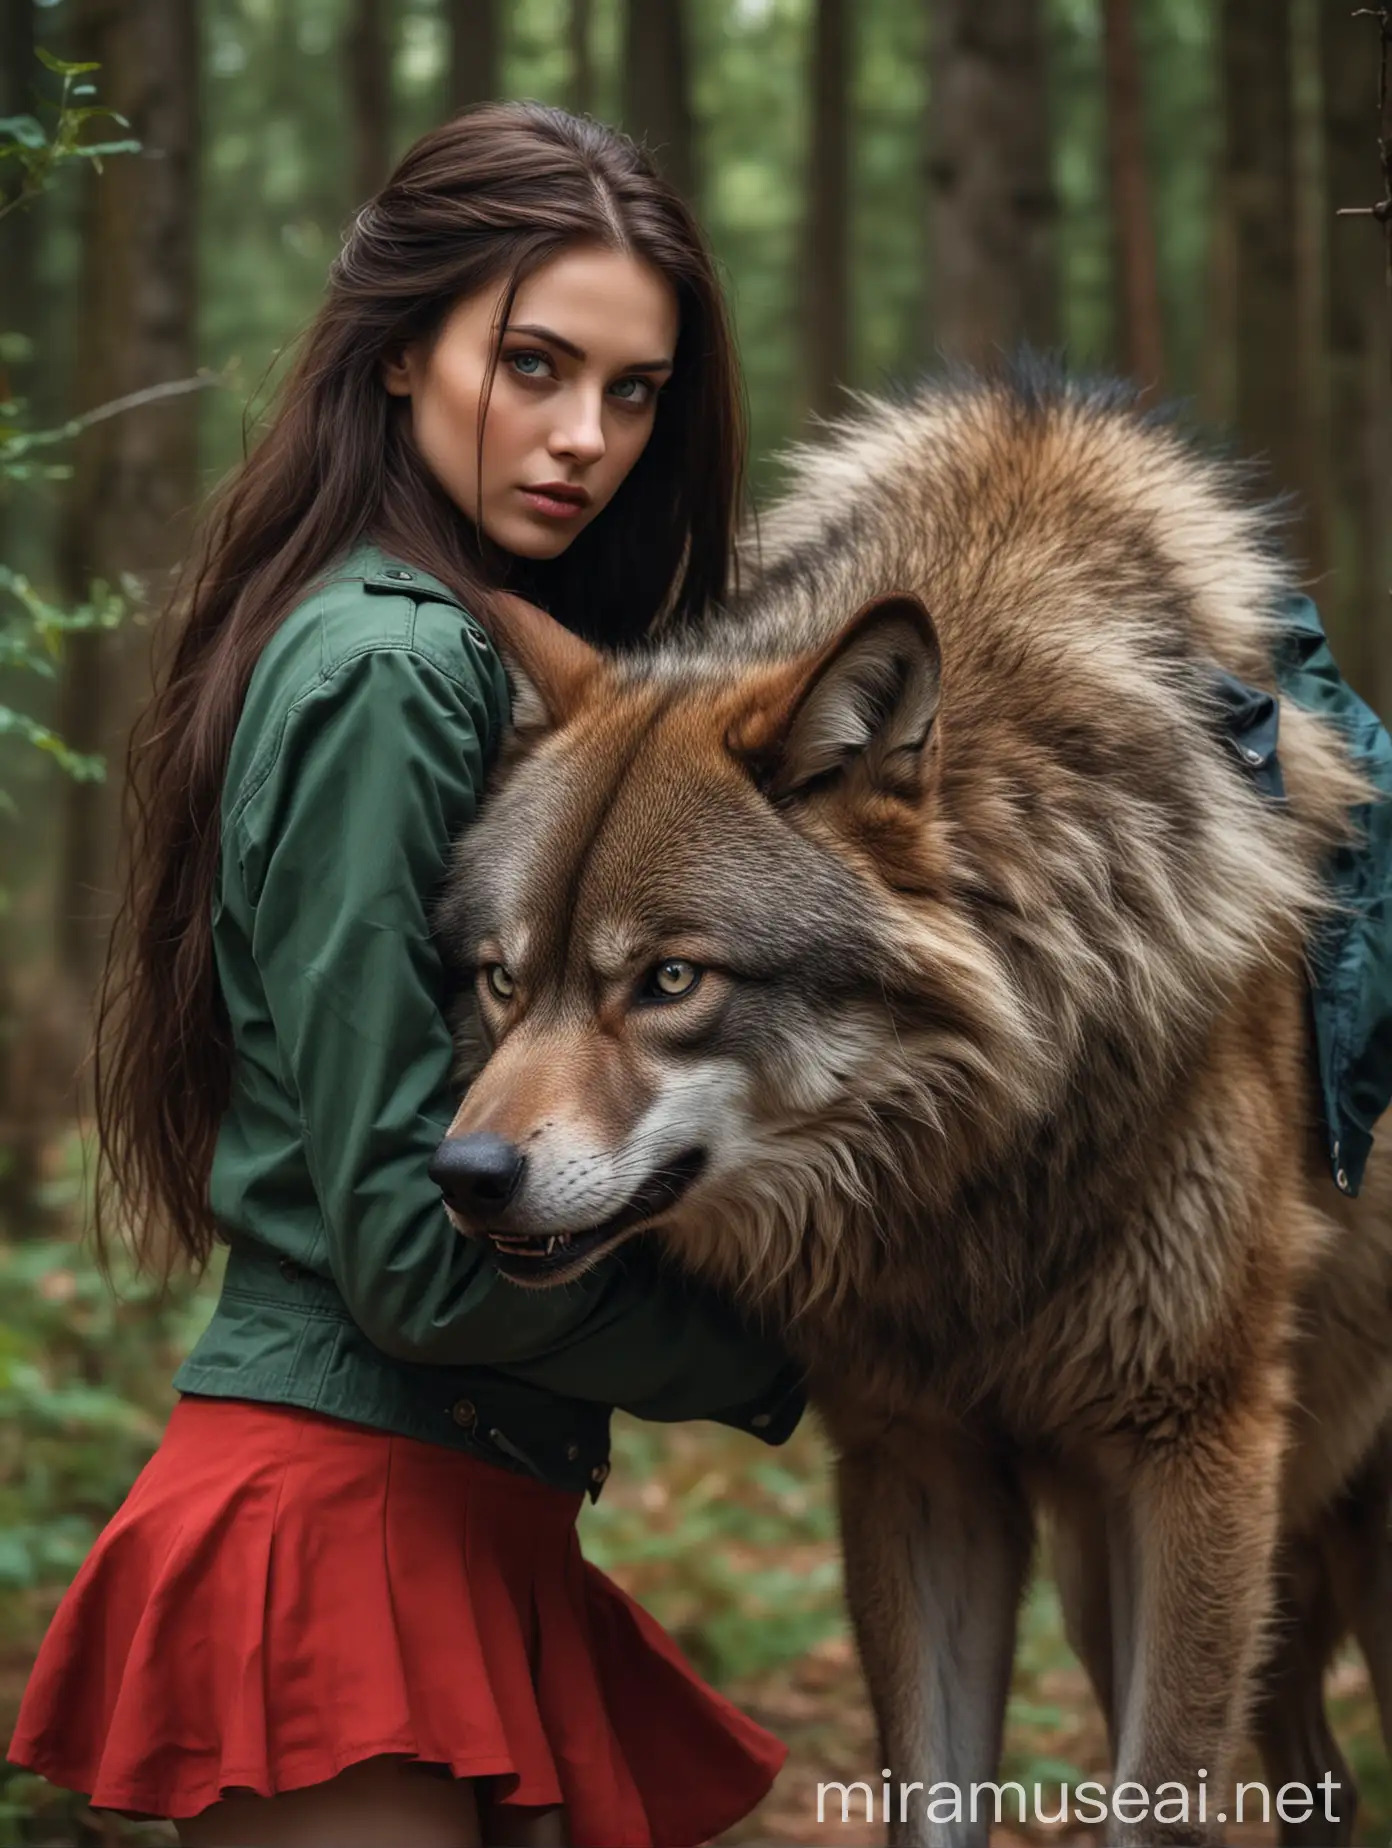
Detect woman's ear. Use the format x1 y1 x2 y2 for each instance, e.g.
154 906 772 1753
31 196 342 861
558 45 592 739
381 346 415 398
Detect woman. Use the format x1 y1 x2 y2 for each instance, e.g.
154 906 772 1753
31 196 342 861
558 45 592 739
8 102 804 1848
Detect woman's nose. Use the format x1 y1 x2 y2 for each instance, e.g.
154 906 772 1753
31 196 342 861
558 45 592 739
548 396 606 465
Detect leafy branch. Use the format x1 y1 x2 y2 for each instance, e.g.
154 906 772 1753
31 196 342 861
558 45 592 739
1 371 225 477
0 574 125 803
1 48 146 810
0 47 140 224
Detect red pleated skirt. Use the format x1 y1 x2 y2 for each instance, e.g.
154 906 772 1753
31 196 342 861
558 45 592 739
7 1396 785 1846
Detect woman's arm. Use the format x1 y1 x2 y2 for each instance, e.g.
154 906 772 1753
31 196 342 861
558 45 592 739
231 620 803 1435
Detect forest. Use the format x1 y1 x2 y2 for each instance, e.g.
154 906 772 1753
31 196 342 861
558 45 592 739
3 1 1392 1843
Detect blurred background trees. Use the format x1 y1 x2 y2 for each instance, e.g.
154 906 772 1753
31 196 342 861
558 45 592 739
3 3 1392 1841
7 0 1389 1042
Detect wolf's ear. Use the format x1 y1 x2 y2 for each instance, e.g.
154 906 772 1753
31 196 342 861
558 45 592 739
486 592 603 736
734 595 942 801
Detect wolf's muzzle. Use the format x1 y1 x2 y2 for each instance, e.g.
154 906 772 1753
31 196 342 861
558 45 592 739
429 1132 526 1218
433 1145 709 1285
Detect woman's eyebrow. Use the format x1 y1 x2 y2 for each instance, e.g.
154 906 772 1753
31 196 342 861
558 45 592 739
504 322 674 372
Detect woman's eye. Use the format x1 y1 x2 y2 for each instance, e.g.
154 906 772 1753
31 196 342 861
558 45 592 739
483 964 516 1001
609 376 655 406
644 959 701 1000
508 350 551 380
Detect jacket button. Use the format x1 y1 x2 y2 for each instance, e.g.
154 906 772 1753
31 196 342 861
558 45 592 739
451 1399 477 1430
750 1411 772 1428
383 567 414 582
565 1441 581 1461
589 1461 609 1485
278 1257 300 1282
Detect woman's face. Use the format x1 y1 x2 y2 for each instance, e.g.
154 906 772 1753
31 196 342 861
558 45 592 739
383 244 679 560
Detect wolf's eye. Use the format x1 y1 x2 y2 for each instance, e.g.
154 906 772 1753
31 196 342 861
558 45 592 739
483 964 516 1001
645 959 701 1000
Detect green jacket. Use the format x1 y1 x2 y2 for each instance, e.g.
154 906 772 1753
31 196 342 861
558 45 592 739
174 542 805 1498
1275 595 1392 1197
1216 592 1392 1198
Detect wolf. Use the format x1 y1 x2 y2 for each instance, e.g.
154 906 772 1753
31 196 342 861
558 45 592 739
430 368 1392 1847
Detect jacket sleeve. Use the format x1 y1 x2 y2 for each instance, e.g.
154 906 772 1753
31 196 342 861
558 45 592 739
232 641 804 1436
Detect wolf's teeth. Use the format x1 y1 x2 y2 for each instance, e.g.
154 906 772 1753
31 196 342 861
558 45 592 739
545 1236 558 1255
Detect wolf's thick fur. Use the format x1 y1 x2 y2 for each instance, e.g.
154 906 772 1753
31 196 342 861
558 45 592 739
436 370 1392 1846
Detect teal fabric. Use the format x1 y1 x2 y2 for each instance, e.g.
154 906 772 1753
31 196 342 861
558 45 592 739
175 541 805 1497
1222 594 1392 1197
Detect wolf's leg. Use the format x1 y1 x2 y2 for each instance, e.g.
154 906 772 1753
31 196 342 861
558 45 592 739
1249 1550 1356 1847
1350 1538 1392 1751
1050 1484 1119 1752
1338 1441 1392 1752
836 1433 1033 1848
1108 1388 1287 1848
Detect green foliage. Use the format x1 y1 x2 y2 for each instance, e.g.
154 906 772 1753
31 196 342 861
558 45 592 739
0 576 123 807
0 49 140 226
580 1415 844 1683
0 56 136 815
0 1244 198 1635
0 1136 217 1646
0 1129 216 1846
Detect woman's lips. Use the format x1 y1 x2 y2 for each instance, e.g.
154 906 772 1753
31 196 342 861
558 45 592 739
518 485 589 520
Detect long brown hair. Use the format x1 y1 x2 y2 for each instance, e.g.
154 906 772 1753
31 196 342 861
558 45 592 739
96 100 748 1274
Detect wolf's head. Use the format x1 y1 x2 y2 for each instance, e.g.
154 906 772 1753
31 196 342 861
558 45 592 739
430 586 1006 1299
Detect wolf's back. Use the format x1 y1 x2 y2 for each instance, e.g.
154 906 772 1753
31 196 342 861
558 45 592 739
737 365 1289 683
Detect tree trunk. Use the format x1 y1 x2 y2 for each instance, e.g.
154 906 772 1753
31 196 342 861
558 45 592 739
449 0 499 114
0 0 49 1234
1291 0 1332 589
1101 0 1163 389
1223 0 1314 549
570 0 594 119
1197 162 1236 430
345 0 392 202
0 0 38 344
925 0 1057 366
802 0 851 419
0 0 39 568
1323 0 1392 709
622 0 697 204
54 0 201 1021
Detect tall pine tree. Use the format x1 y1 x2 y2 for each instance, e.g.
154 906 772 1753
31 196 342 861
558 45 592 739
623 0 697 204
801 0 851 417
55 0 201 1009
346 0 392 201
449 0 499 113
1323 0 1392 705
1102 0 1164 388
925 0 1057 364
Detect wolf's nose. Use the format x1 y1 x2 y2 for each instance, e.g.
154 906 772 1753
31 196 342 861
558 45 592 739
429 1133 526 1217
